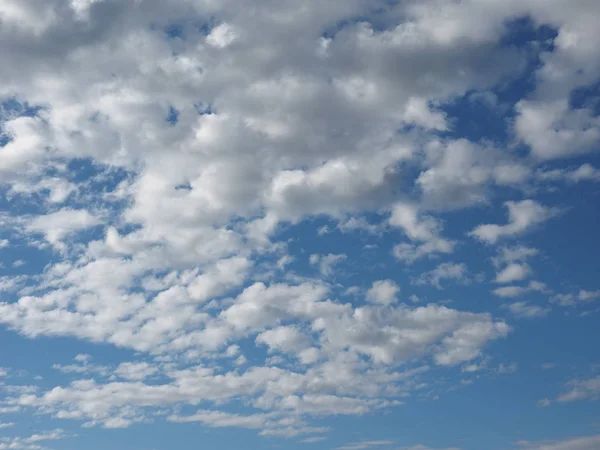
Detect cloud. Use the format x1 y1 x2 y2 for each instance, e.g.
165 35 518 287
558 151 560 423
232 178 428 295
494 263 532 284
492 281 549 298
515 434 600 450
115 362 158 381
337 441 394 450
417 139 530 210
537 164 600 183
493 246 539 266
23 429 67 443
302 436 327 443
367 280 400 306
556 376 600 403
309 254 347 278
413 263 471 289
516 100 600 161
503 302 551 319
389 202 455 263
25 208 101 249
470 201 557 244
551 290 600 306
0 0 598 444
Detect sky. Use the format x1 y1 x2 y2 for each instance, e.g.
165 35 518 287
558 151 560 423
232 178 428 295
0 1 600 450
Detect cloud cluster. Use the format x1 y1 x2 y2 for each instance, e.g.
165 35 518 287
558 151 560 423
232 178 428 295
0 0 599 445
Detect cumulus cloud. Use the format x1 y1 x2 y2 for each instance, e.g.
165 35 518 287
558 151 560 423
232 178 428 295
0 0 598 445
367 280 400 306
470 201 557 244
494 263 532 284
25 208 101 249
390 203 455 263
413 263 472 289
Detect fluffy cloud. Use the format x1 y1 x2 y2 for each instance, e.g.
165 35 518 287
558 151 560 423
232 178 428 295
470 201 557 244
413 263 472 289
367 280 400 306
494 263 532 284
0 0 598 445
390 203 455 262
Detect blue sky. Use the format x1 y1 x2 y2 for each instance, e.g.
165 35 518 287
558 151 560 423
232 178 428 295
1 1 600 450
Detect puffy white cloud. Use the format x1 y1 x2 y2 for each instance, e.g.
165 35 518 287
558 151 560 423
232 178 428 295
515 100 600 160
0 0 598 443
470 201 557 244
417 139 530 210
25 208 101 249
492 281 549 298
389 203 455 263
115 362 158 381
413 263 471 289
494 263 532 284
256 326 311 355
367 280 400 306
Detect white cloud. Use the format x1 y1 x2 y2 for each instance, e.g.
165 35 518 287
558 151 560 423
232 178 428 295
492 281 549 298
516 434 600 450
537 164 600 183
551 290 600 307
337 441 394 450
417 139 530 210
367 280 400 306
256 326 311 356
397 446 460 450
557 376 600 403
24 429 67 443
390 203 455 263
302 436 327 443
309 254 347 278
115 362 158 381
470 200 557 244
0 0 598 444
413 263 471 289
494 263 532 284
26 208 101 249
206 23 240 49
516 100 600 161
503 302 550 319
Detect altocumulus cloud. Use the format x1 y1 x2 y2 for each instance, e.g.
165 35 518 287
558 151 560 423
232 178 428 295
0 1 599 449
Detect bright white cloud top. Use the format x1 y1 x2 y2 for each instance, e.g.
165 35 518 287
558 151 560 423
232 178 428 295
0 1 599 450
